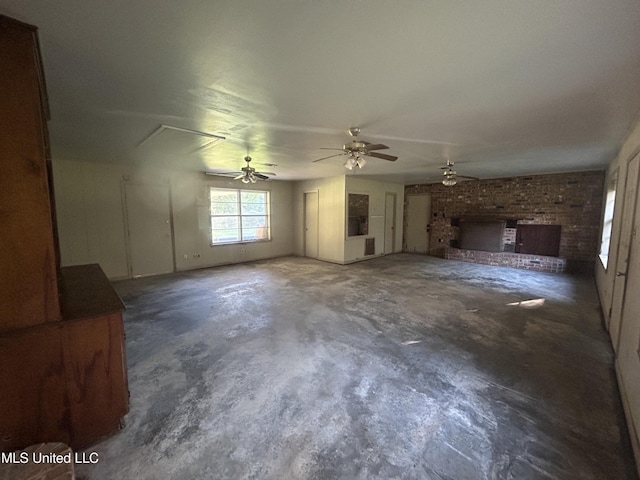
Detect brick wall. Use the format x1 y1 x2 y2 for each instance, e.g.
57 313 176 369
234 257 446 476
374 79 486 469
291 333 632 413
404 171 605 272
445 247 567 273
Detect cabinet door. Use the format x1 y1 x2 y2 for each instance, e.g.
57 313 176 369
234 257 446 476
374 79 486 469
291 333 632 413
0 326 70 451
0 314 129 451
0 16 60 330
63 313 129 447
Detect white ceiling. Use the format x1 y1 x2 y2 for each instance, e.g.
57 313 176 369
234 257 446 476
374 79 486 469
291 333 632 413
2 1 640 184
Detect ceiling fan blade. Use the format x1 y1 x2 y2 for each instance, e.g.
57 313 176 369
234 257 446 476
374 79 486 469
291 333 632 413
204 171 240 177
256 171 276 176
319 147 345 151
253 173 269 180
234 174 245 180
457 175 480 181
312 153 346 162
363 144 389 152
366 152 397 162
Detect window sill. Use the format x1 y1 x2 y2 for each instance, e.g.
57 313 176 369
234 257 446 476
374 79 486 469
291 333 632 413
210 239 272 247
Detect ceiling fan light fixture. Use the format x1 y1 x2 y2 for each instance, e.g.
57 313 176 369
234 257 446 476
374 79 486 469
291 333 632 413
344 156 357 170
314 127 397 167
442 176 457 187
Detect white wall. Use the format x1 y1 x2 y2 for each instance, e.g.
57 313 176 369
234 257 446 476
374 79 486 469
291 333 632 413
293 176 346 263
595 115 640 474
292 175 404 264
52 158 294 279
52 159 129 278
344 176 404 263
172 172 294 270
54 161 404 276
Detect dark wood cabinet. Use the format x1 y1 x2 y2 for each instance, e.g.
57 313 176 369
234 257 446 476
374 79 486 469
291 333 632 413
0 15 60 330
0 15 129 451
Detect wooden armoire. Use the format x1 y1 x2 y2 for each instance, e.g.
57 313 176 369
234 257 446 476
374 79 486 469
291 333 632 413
0 14 129 451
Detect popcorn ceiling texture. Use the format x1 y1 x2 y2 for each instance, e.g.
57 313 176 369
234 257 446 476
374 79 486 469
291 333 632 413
404 171 605 272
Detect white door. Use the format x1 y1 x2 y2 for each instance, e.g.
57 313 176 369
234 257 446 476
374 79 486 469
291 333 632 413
125 183 174 277
405 193 431 254
610 153 640 350
304 191 319 259
614 153 640 454
384 193 396 254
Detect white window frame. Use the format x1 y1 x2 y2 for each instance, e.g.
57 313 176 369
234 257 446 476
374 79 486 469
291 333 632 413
209 187 271 245
599 171 617 269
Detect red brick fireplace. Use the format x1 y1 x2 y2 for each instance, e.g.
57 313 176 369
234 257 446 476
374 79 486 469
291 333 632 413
404 171 604 273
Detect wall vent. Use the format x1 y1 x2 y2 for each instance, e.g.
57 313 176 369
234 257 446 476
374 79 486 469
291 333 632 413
365 238 375 256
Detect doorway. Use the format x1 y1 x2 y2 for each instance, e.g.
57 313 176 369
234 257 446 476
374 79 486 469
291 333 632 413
610 153 640 350
384 193 396 255
124 183 174 278
304 191 319 259
610 151 640 457
405 193 431 254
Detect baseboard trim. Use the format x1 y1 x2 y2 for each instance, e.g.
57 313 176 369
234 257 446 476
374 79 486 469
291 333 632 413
343 253 385 265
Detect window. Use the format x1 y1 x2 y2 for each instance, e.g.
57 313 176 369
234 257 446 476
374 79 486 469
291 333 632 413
210 188 270 245
599 172 617 268
347 193 369 236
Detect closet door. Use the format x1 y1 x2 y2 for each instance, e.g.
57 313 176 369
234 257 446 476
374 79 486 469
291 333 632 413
405 193 430 254
125 183 175 277
304 191 319 259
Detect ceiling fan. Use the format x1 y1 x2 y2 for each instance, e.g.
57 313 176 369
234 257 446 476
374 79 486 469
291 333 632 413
312 127 398 170
437 159 479 186
205 156 275 183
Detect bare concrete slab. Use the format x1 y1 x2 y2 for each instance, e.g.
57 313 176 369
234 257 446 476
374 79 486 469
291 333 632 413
75 254 638 479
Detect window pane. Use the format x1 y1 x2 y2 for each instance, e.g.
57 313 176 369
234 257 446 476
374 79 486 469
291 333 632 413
242 202 266 215
241 191 266 204
599 175 617 268
242 227 269 241
211 202 239 215
211 216 239 229
212 229 240 243
211 190 238 203
242 216 267 229
209 187 269 245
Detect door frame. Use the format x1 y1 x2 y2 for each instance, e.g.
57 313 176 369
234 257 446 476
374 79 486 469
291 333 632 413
303 190 319 259
612 152 640 352
384 192 397 254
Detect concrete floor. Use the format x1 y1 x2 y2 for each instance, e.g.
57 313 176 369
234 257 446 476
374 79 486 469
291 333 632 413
76 254 638 479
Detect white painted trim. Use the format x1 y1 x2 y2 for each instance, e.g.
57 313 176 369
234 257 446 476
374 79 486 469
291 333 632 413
615 361 640 478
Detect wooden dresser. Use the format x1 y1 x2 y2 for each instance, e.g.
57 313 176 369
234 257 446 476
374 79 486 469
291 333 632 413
0 14 129 451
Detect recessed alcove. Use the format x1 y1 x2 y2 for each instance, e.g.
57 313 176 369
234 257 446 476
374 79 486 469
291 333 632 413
447 219 565 272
